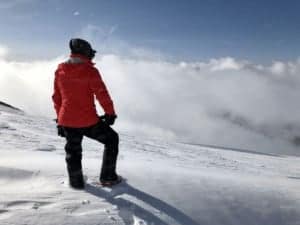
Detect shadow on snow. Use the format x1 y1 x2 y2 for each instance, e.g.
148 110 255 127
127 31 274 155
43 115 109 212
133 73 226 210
85 179 200 225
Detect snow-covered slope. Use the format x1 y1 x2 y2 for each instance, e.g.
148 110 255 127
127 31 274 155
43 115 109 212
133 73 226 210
0 104 300 225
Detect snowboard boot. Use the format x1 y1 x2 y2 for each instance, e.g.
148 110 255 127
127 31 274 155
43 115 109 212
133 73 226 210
100 165 121 186
100 175 122 187
68 170 85 189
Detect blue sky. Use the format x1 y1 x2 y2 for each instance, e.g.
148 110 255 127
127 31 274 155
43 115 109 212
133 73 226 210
1 0 300 63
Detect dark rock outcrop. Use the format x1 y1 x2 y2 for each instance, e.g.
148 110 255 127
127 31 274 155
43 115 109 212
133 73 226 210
0 101 22 112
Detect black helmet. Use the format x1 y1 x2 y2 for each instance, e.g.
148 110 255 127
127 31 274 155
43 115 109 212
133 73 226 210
69 38 97 59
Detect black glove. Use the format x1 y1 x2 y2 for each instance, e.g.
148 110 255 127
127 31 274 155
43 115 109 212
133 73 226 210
99 114 117 126
57 125 66 137
54 119 66 137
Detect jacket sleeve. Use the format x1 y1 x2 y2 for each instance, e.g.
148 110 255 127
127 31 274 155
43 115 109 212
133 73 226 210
52 70 62 117
89 68 116 115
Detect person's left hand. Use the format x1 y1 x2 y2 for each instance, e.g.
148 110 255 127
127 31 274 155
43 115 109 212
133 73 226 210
57 125 66 137
54 119 66 137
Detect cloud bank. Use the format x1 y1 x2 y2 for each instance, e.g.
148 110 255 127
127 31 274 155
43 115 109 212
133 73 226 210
0 47 300 155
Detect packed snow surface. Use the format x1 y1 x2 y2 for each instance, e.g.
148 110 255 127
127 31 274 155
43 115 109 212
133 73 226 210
0 106 300 225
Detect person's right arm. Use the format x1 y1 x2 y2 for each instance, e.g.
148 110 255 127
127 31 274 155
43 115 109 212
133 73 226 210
52 70 62 118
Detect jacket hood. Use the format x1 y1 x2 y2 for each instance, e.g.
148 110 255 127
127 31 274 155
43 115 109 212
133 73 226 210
69 54 95 65
58 54 94 72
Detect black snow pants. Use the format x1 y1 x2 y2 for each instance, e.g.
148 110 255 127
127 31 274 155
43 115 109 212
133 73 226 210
62 121 119 181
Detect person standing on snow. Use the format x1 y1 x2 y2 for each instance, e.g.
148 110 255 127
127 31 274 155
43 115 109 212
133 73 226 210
52 38 121 189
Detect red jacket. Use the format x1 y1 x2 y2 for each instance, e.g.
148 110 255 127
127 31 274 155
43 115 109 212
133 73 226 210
52 54 116 128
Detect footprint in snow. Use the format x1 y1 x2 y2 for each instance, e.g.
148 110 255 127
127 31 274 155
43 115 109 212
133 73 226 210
133 215 147 225
0 209 13 220
81 200 90 205
4 200 52 210
63 204 80 214
0 122 15 131
0 167 34 179
108 215 117 221
36 145 56 152
0 210 9 213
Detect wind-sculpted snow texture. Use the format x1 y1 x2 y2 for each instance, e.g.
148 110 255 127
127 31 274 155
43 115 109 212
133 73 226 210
0 104 300 225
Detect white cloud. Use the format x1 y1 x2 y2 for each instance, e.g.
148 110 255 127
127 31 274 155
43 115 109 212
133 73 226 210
268 62 284 77
0 45 8 57
96 55 300 155
208 57 245 71
0 50 300 155
73 11 80 16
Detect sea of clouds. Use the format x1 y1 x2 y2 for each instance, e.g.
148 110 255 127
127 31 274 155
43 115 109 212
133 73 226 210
0 45 300 155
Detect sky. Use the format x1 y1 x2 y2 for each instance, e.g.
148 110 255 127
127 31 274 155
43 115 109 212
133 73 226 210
1 0 300 155
0 0 300 62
